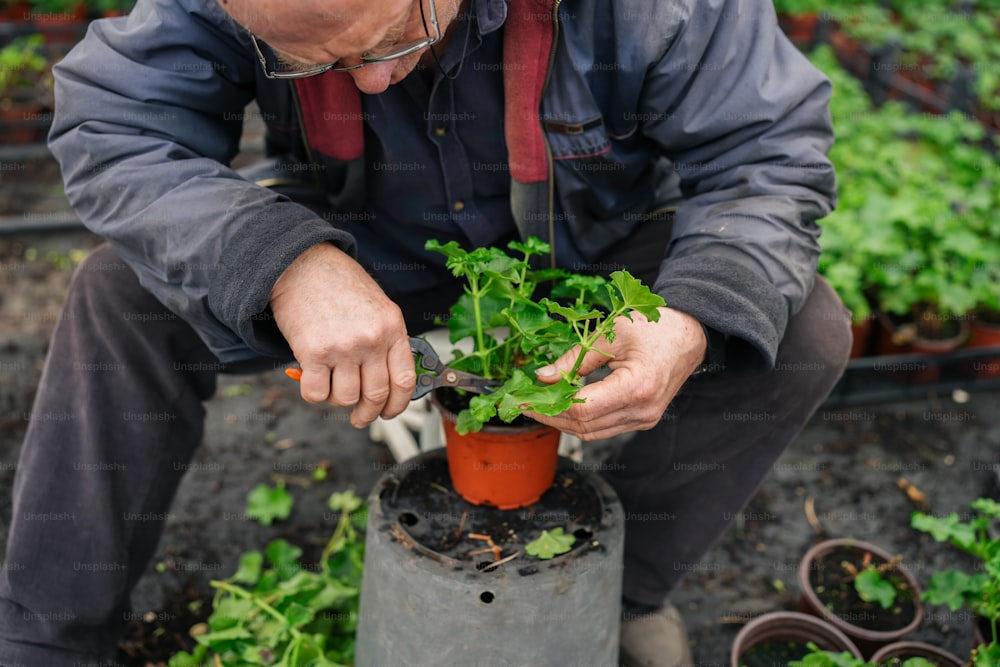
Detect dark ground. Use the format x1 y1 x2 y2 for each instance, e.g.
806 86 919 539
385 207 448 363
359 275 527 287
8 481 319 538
1 129 999 667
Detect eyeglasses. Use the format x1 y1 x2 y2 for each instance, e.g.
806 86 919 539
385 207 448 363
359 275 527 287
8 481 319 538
250 0 440 78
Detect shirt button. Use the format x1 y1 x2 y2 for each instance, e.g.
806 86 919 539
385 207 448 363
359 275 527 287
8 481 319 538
434 127 447 136
453 200 465 212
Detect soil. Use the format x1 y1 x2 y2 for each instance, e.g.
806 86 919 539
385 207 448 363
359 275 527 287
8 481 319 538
737 639 812 667
381 452 602 565
3 127 1000 666
877 646 962 667
810 551 918 632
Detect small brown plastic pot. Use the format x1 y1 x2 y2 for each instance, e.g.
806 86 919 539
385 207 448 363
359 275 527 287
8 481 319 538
973 614 996 652
432 390 561 510
797 538 924 659
870 641 965 666
730 611 863 667
968 316 1000 379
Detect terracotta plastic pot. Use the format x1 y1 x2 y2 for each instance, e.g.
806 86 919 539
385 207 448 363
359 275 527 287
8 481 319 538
968 316 1000 379
798 538 923 659
730 611 862 667
908 320 970 355
850 318 873 359
432 391 561 510
973 614 996 651
777 13 819 48
870 641 964 667
873 310 969 382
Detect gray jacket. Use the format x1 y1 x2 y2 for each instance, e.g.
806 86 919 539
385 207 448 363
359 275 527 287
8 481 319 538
49 0 836 371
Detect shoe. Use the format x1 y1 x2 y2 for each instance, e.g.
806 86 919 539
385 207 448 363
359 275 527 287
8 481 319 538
619 601 693 667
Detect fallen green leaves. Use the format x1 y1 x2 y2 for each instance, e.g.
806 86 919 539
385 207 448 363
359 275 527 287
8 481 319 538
245 481 293 526
168 490 366 667
525 527 576 560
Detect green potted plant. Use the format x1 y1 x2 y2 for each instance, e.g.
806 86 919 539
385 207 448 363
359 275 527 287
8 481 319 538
28 0 88 43
810 46 999 363
911 498 1000 667
772 0 825 48
0 34 49 144
789 642 946 667
0 1 30 20
869 642 965 667
966 251 1000 377
86 0 135 18
730 611 862 667
797 538 923 658
424 236 664 509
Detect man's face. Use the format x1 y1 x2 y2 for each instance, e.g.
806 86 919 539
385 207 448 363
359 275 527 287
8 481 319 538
218 0 464 94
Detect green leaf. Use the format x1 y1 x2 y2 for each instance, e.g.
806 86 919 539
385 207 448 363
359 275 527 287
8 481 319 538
508 236 551 258
608 270 665 319
167 644 208 667
911 511 978 551
246 482 293 526
525 527 576 559
327 490 362 514
497 376 582 420
194 624 253 646
456 404 488 435
922 569 984 611
854 567 897 609
458 370 583 434
310 579 359 609
209 595 254 631
283 601 315 628
973 642 1000 667
265 538 303 570
542 298 602 324
900 659 937 667
788 644 867 667
232 550 263 585
972 498 1000 520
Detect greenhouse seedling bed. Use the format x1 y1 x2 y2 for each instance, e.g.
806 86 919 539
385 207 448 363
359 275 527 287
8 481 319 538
824 345 1000 407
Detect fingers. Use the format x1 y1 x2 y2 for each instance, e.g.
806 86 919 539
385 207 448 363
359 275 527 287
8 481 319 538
535 341 613 385
298 364 333 404
347 338 416 427
350 361 387 428
296 338 416 428
529 368 673 441
381 337 418 419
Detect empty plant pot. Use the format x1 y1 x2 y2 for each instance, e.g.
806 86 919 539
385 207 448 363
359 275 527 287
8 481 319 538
355 449 625 666
433 388 561 510
798 538 923 658
731 611 862 667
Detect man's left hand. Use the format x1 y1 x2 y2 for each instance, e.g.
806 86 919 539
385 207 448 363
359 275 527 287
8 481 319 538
528 307 707 441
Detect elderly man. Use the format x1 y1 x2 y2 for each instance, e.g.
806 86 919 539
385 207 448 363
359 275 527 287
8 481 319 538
0 0 850 664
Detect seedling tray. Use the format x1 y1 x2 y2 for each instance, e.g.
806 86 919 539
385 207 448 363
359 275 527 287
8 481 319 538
823 346 1000 408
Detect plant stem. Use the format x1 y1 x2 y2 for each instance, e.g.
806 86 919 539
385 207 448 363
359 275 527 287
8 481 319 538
321 511 355 571
466 273 492 378
211 580 302 639
568 307 624 380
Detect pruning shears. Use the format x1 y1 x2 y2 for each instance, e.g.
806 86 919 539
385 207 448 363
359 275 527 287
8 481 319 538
282 337 501 401
409 336 501 400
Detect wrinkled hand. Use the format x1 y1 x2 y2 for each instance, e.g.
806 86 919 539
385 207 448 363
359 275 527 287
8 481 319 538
528 307 707 441
270 243 414 428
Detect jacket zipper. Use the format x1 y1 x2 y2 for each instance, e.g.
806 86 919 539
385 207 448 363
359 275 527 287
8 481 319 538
288 81 324 191
540 0 564 268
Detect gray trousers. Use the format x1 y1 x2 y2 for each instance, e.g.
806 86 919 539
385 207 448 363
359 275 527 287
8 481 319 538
0 229 851 665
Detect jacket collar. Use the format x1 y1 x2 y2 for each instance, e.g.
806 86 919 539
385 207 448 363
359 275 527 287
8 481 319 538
293 0 556 183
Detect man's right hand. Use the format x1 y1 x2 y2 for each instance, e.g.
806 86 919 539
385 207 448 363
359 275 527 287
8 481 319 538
269 242 415 428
